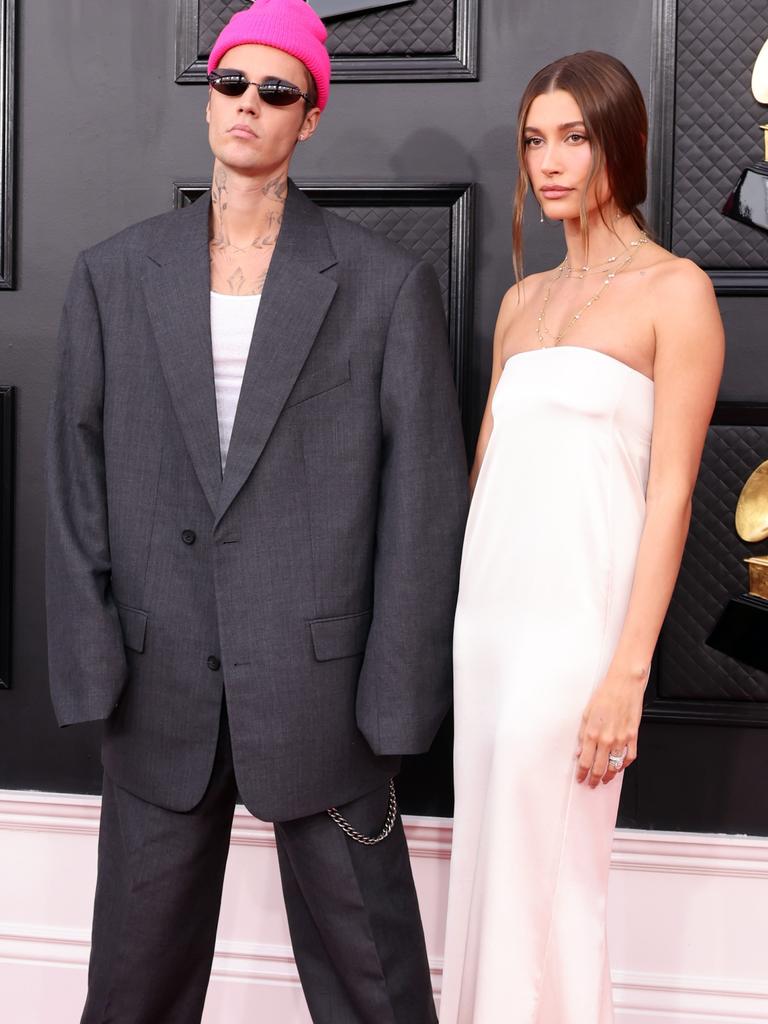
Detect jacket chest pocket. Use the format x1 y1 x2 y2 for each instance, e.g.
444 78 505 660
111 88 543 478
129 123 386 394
285 359 350 408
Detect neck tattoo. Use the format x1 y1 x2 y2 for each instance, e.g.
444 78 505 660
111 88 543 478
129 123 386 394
209 169 288 255
209 169 288 295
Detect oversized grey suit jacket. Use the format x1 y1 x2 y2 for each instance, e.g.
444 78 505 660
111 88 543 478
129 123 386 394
46 182 468 820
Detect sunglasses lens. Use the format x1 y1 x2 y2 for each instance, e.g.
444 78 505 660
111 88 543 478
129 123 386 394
259 83 302 107
208 72 248 97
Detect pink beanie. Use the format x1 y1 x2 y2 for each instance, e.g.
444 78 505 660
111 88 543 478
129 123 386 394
208 0 331 111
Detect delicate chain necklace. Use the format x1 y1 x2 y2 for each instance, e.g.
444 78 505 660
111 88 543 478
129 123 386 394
563 259 625 279
561 238 646 278
536 232 649 347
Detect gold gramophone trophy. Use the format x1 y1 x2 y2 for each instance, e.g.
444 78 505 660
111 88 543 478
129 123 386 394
722 37 768 233
737 461 768 598
706 461 768 671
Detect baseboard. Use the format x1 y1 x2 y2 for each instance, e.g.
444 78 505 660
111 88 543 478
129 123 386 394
3 924 767 1019
2 790 768 1023
613 969 768 1021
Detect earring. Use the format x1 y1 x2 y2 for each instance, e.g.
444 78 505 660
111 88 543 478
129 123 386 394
539 204 544 223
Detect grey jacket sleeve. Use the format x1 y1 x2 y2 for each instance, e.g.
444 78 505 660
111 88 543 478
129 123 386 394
355 259 468 755
45 252 128 726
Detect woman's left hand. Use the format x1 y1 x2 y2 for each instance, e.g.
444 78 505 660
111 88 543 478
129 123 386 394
576 670 646 787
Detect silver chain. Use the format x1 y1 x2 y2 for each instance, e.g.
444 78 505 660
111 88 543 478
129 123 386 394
327 779 398 845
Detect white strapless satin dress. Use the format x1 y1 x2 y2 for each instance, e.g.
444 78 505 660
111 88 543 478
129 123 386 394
440 346 654 1023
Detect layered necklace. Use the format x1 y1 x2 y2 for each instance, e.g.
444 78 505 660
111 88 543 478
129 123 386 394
535 232 649 347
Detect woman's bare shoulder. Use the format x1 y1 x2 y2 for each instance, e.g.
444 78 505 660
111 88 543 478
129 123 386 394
497 270 552 324
645 250 723 364
643 247 715 299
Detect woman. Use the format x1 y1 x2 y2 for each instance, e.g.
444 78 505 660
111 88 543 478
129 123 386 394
440 52 723 1023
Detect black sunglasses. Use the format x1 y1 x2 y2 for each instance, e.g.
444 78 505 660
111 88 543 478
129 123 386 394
208 69 310 107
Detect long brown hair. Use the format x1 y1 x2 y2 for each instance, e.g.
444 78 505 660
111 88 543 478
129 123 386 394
512 51 649 283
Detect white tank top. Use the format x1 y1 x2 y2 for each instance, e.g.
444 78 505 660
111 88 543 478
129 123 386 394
210 291 262 470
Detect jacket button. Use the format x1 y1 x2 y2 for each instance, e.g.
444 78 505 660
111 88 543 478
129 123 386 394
207 655 221 672
181 529 196 545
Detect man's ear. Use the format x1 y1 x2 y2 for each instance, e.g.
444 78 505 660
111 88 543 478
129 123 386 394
300 108 321 141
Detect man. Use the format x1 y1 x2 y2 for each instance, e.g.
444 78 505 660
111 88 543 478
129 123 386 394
46 1 467 1021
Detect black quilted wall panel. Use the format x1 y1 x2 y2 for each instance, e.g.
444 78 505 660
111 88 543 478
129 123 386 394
198 0 454 58
658 422 768 701
672 0 768 269
199 0 247 53
326 0 453 57
331 204 451 313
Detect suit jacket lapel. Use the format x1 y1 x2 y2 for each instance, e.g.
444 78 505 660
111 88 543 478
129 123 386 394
215 183 338 525
141 196 223 517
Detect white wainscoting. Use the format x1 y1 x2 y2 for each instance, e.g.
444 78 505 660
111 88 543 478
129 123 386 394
1 790 767 1023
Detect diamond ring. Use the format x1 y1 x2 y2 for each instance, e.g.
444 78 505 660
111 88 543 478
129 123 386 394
608 747 628 771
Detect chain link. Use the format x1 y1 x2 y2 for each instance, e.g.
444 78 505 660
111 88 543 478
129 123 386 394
326 779 398 846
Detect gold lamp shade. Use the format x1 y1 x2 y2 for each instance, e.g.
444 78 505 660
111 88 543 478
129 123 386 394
735 460 768 542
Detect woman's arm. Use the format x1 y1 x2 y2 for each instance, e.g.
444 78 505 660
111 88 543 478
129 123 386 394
577 259 725 787
469 282 522 492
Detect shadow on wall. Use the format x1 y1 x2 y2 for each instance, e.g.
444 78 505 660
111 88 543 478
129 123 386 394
389 125 516 278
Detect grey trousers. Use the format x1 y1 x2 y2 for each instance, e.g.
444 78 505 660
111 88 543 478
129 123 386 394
80 703 437 1024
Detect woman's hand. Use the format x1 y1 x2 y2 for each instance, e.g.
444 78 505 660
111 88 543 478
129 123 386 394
576 668 647 787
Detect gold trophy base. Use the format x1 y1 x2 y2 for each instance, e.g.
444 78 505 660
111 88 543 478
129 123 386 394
746 556 768 602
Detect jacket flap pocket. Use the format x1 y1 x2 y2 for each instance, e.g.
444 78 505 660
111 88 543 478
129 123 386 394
285 360 350 408
309 610 373 662
115 602 148 653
